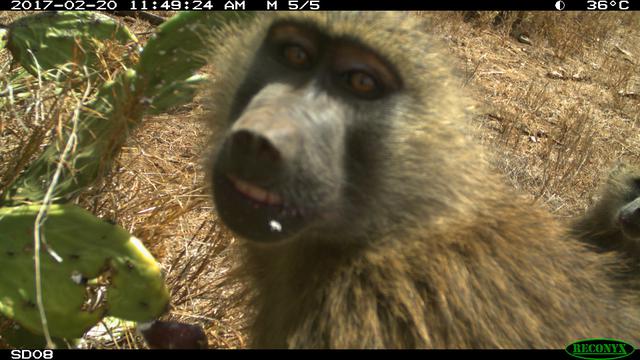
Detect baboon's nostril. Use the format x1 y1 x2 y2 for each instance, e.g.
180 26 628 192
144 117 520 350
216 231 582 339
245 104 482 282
228 129 284 184
256 136 282 164
231 129 253 150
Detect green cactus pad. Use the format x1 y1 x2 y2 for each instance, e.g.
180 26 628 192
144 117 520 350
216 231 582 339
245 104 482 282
136 11 253 114
136 11 255 98
6 11 137 80
147 74 208 115
0 204 169 339
0 320 75 348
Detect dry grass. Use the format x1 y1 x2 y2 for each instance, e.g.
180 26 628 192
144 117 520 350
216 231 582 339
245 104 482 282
1 11 639 348
426 11 640 216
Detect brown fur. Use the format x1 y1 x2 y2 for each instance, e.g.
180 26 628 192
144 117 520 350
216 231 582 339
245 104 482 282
204 12 640 348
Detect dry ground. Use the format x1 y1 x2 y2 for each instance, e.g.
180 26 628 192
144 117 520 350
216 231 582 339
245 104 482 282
0 11 639 348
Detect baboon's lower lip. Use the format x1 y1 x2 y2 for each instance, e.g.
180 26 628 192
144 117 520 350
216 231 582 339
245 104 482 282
227 174 283 206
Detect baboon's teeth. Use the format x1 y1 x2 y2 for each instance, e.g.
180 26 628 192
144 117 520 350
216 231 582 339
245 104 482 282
228 175 283 206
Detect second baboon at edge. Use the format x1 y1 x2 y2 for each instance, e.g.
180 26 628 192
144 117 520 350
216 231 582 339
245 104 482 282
572 162 640 287
204 12 640 348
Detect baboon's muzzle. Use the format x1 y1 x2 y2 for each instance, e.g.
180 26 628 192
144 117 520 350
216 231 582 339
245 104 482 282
618 198 640 240
211 83 344 243
225 105 301 188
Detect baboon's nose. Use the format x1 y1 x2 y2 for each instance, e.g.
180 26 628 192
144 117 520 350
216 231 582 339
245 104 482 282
227 128 285 185
619 200 640 225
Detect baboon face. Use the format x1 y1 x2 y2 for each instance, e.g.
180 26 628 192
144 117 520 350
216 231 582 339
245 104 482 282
616 179 640 241
618 197 640 241
209 17 406 243
609 166 640 241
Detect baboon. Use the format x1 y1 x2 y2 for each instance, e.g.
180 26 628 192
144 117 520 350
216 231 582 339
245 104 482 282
204 12 640 348
462 11 532 45
572 162 640 286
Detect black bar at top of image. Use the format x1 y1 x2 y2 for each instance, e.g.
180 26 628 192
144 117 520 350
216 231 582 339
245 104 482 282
1 0 638 11
272 0 629 11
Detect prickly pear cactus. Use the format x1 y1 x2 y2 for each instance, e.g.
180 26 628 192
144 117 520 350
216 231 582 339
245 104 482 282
136 11 254 95
0 10 256 345
0 204 169 339
0 320 77 349
147 74 208 115
3 69 141 205
2 12 255 205
6 11 138 80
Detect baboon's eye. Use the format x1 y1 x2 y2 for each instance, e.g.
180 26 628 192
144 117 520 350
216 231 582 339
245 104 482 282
343 70 382 98
282 44 311 69
350 71 377 93
633 178 640 191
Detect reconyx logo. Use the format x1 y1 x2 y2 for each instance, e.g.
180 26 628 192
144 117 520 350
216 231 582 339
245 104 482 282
566 338 636 360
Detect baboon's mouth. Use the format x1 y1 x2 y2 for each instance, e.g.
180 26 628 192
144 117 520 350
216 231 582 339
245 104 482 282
227 174 283 206
212 171 307 243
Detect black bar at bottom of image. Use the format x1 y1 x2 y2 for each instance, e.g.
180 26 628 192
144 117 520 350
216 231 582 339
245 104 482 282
0 349 612 359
